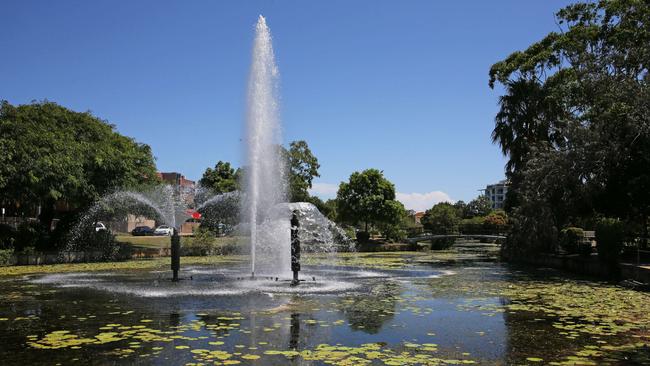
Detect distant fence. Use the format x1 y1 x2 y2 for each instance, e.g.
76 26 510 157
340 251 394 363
0 216 35 230
407 233 506 244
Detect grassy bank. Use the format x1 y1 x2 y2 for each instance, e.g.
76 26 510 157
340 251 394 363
0 255 246 277
115 235 240 249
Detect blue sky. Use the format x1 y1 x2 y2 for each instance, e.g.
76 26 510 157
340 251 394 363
0 1 576 211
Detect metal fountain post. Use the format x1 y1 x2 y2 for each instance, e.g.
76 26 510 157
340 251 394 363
171 228 181 282
290 210 301 286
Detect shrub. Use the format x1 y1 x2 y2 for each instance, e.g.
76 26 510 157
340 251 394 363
183 227 216 256
431 237 455 250
344 227 356 241
483 210 508 234
14 221 49 252
356 231 370 244
0 224 16 250
0 249 14 266
560 227 584 254
86 230 120 260
595 218 625 274
381 224 406 243
459 216 485 235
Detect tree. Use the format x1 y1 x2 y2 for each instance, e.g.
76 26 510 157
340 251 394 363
323 199 338 222
483 210 508 234
489 0 650 256
0 101 158 232
336 169 405 234
285 140 320 202
466 195 493 218
453 200 468 218
199 161 240 194
421 203 460 234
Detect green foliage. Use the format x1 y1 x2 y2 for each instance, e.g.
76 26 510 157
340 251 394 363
199 161 240 194
459 216 485 235
595 218 625 265
0 249 13 266
183 227 216 256
560 227 585 254
430 237 455 250
0 224 15 250
483 210 508 233
489 1 650 255
323 199 338 222
379 223 407 243
87 230 120 260
14 221 49 252
502 202 558 259
0 101 158 242
283 140 320 202
466 196 493 218
355 231 370 243
183 228 240 256
421 203 459 234
336 169 405 235
452 200 468 218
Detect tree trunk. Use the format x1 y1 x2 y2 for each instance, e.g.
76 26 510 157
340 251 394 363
38 198 56 231
643 213 649 250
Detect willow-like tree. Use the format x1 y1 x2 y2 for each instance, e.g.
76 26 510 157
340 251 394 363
489 0 650 255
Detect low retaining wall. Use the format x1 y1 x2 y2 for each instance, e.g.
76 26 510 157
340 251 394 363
514 253 650 284
6 247 172 266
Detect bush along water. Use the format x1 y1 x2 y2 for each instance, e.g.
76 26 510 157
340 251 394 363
182 227 240 256
595 218 625 278
560 227 584 254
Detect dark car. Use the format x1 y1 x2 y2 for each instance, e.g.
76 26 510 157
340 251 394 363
131 226 154 236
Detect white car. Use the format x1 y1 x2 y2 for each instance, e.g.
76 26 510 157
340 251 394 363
154 225 174 236
95 222 107 232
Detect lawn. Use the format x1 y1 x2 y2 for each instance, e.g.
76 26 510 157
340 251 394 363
115 235 242 249
115 235 171 248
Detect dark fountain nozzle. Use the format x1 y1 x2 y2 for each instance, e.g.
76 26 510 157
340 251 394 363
171 228 181 282
290 210 301 287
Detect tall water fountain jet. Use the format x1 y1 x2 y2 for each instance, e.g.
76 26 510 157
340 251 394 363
244 16 288 277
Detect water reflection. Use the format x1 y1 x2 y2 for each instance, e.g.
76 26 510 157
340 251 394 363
289 312 299 350
1 245 647 365
338 281 399 333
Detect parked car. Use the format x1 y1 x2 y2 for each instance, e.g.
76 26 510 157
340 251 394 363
131 226 154 236
95 222 107 232
154 225 174 236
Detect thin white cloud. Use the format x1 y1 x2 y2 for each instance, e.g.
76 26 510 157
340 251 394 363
308 182 339 199
396 191 453 212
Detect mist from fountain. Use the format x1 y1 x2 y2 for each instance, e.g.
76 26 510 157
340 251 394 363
64 186 191 252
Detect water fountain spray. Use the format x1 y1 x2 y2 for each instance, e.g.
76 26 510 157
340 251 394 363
244 15 287 278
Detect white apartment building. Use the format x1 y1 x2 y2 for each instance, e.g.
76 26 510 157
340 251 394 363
484 180 509 209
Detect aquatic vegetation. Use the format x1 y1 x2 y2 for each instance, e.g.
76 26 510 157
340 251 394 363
1 248 649 364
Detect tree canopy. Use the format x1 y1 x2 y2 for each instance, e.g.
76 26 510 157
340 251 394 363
284 140 320 202
199 161 240 195
421 202 460 235
336 169 405 233
489 0 650 255
0 101 158 226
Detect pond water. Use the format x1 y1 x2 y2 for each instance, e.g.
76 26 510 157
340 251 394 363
1 242 649 365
